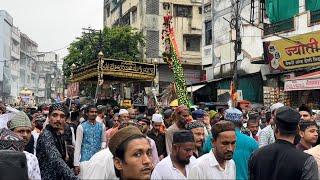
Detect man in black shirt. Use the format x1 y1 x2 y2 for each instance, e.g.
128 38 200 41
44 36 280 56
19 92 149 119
249 106 319 180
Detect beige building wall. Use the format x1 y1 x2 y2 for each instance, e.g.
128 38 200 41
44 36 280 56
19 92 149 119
104 0 203 66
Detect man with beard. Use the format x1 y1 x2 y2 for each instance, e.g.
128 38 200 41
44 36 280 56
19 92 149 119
74 105 106 175
7 111 33 153
225 108 258 180
247 116 260 142
186 121 205 158
165 105 190 155
147 114 167 160
151 130 197 179
249 106 319 180
188 121 236 179
137 117 159 165
296 120 318 151
299 104 313 121
36 103 78 180
0 128 41 179
109 126 153 180
118 109 130 123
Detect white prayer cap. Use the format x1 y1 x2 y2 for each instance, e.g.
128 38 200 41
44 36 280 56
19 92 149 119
119 109 129 115
152 114 163 123
270 102 284 113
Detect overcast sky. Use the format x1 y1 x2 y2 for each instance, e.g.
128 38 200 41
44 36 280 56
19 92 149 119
0 0 103 58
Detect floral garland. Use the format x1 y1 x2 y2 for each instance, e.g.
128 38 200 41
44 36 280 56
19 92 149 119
162 14 191 108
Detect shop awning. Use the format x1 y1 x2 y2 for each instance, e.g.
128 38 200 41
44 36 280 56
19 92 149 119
187 84 205 93
284 71 320 91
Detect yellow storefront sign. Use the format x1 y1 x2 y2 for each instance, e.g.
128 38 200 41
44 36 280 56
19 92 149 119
263 31 320 71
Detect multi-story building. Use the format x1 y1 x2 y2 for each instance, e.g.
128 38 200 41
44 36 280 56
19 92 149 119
20 32 39 99
260 0 320 107
103 0 204 92
0 10 13 102
0 10 62 104
201 0 320 106
37 52 63 103
201 0 263 103
9 26 21 102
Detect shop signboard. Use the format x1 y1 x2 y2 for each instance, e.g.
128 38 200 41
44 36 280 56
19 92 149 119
263 30 320 72
284 78 320 91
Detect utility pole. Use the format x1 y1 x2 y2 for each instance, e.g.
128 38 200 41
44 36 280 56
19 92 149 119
233 0 241 92
224 0 242 107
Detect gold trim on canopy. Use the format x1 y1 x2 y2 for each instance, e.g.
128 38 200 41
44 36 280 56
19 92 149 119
70 58 156 82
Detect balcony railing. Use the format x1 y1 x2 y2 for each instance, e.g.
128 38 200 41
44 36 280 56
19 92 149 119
263 18 294 36
310 9 320 25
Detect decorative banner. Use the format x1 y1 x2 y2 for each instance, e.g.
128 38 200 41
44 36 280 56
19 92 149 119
67 82 79 97
71 59 155 82
263 30 320 71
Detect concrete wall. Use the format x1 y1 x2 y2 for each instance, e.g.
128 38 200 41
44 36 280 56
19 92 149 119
203 0 263 80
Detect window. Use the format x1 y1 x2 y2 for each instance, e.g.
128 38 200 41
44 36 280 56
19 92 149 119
184 35 201 52
107 5 110 17
174 5 192 17
121 13 130 25
198 7 202 14
204 3 211 13
205 21 212 45
132 9 137 23
163 3 170 10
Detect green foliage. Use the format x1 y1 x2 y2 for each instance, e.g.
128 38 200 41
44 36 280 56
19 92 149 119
63 26 145 79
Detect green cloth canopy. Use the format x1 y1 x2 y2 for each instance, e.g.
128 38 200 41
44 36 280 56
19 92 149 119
306 0 320 12
266 0 299 23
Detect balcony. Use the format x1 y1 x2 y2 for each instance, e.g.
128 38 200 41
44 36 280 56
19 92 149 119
263 18 294 36
310 9 320 25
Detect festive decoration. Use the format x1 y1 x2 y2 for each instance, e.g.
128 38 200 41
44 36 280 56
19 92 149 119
230 81 238 108
162 14 191 108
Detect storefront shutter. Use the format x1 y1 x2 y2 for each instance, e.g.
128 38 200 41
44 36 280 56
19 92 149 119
217 75 263 103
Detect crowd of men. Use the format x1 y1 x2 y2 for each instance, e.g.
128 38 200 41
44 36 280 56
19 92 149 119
0 99 320 180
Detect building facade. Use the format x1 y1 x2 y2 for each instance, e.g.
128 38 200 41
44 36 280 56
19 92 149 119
104 0 204 93
201 0 320 106
0 10 62 105
201 0 263 103
37 52 63 104
261 0 320 108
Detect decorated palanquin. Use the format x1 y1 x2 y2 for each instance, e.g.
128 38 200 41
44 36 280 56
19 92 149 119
70 58 156 82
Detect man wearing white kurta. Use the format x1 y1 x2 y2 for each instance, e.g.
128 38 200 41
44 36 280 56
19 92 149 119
79 148 117 180
188 120 237 179
151 130 197 179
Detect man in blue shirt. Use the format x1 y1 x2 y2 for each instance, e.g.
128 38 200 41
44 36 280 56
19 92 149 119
224 108 258 180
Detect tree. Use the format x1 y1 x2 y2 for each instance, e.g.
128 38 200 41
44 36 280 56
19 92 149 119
63 26 145 79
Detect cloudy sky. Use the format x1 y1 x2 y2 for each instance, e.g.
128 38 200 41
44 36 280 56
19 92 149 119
0 0 103 57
